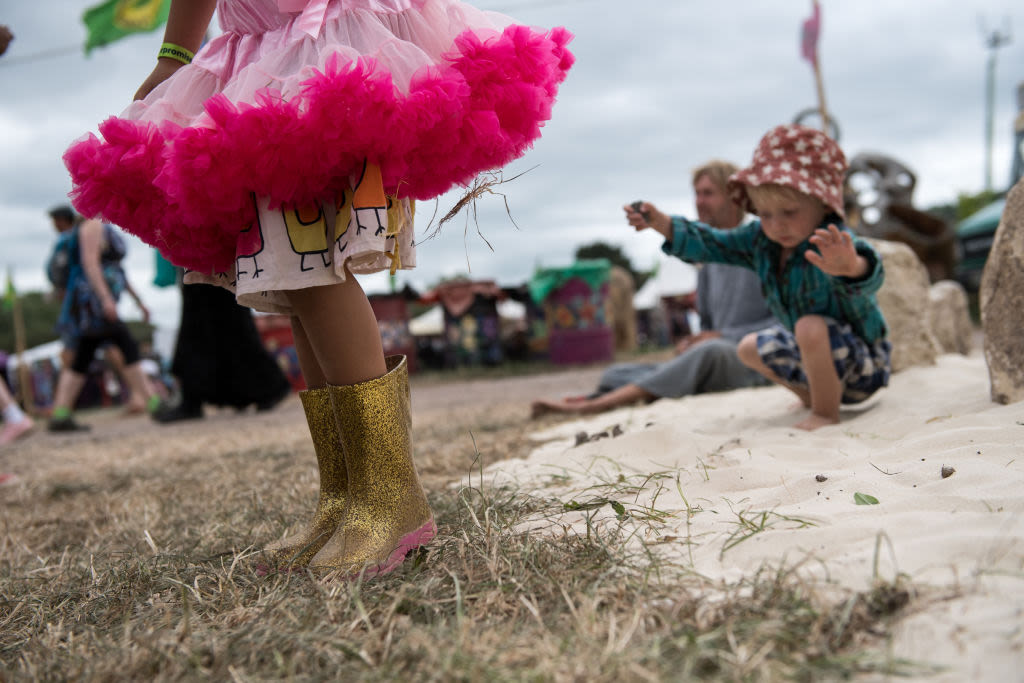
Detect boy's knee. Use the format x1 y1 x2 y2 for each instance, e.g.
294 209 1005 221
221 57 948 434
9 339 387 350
736 333 759 366
794 316 829 347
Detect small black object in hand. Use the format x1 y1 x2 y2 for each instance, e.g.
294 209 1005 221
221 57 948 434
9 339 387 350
630 200 651 221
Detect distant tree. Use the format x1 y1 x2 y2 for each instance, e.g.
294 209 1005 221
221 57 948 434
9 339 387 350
0 290 153 353
0 291 62 352
574 242 652 290
926 189 1003 225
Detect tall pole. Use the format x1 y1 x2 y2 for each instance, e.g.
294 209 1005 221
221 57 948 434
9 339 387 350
812 50 829 134
982 25 1012 192
8 276 36 415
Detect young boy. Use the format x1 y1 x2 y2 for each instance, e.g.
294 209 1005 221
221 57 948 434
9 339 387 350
625 124 891 430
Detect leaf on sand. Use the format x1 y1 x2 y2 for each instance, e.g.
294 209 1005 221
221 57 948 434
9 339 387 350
854 492 880 505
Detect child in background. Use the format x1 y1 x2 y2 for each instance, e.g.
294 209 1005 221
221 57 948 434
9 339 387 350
64 0 573 575
626 124 890 430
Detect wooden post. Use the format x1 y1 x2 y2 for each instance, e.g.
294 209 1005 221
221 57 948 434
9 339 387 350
811 0 829 133
10 288 36 415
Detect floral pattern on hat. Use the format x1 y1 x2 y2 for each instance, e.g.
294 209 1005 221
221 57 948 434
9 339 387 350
728 124 848 219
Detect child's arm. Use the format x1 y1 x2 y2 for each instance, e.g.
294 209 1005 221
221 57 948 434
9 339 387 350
806 224 884 294
662 217 757 269
134 0 217 101
78 220 120 322
623 203 756 268
123 278 151 323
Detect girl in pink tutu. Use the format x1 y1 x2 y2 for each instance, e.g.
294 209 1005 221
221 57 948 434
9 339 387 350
64 0 573 577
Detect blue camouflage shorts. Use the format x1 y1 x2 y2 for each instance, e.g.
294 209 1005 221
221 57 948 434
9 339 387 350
755 319 892 404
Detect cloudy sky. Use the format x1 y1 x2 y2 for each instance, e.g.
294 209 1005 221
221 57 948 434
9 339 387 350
2 0 1022 333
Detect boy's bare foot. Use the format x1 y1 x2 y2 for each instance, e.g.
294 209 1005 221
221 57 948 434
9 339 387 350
784 384 812 409
794 413 839 431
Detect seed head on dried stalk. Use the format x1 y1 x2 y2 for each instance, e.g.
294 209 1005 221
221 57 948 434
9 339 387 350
419 168 536 269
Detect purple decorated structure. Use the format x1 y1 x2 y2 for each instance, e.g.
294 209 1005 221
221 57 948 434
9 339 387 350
530 260 614 366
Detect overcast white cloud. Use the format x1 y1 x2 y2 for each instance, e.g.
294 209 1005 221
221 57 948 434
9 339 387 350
1 0 1021 333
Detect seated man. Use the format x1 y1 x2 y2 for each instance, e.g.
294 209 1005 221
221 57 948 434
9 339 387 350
532 160 775 417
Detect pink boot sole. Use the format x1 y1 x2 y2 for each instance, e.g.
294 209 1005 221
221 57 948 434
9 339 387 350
362 519 437 578
256 519 437 578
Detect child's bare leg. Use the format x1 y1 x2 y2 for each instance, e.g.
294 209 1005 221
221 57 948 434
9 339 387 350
531 384 653 418
736 333 811 407
289 315 327 389
283 275 386 387
792 316 841 431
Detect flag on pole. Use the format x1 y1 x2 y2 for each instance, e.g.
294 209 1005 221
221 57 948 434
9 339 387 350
800 1 821 66
83 0 171 54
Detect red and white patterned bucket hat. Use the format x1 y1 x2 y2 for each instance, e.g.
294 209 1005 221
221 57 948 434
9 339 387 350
728 124 848 220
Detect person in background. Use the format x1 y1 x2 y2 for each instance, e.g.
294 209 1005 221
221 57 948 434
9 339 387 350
48 206 157 414
152 275 291 423
46 210 160 432
0 24 13 56
0 379 33 446
532 160 775 417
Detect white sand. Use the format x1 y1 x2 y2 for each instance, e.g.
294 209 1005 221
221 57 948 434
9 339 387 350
485 352 1024 681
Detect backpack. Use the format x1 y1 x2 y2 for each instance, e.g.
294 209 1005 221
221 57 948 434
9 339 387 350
47 224 126 289
47 230 76 289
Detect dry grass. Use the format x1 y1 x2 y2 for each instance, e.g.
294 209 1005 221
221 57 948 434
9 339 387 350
0 371 923 681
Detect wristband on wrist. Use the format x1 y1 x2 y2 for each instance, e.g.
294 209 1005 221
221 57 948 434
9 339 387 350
158 42 194 65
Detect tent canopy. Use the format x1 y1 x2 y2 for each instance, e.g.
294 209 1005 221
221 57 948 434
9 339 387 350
408 300 526 337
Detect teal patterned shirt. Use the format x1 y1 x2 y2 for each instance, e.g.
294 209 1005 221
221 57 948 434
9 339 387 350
661 217 888 344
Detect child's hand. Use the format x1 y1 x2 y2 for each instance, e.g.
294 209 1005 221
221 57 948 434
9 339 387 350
805 224 868 278
134 59 185 101
623 202 671 240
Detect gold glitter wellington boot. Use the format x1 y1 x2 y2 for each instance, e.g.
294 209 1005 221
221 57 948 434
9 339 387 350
262 387 348 569
309 356 436 577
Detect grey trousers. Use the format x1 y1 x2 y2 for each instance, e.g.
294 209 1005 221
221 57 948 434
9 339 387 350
594 338 764 399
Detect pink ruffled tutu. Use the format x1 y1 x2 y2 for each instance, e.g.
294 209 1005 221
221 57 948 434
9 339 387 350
64 0 573 309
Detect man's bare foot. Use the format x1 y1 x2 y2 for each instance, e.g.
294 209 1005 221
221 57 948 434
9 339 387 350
794 413 839 431
531 399 569 419
531 398 591 419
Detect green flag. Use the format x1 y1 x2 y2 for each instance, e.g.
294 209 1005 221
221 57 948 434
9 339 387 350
82 0 171 54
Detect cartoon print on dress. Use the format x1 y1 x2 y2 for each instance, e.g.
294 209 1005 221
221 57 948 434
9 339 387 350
352 161 389 239
236 193 265 282
284 203 332 272
333 186 353 252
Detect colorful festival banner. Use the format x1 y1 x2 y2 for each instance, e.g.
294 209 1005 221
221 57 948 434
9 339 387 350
83 0 171 54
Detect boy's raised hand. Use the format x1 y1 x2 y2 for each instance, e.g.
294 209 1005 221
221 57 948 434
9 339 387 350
805 224 868 278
